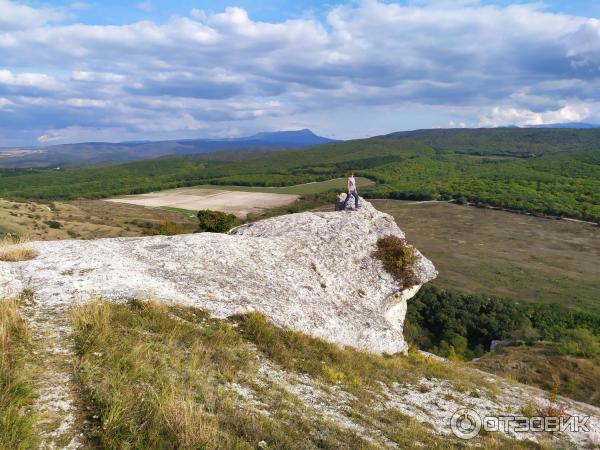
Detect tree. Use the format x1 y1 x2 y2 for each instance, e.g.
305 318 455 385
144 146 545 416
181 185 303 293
197 210 239 233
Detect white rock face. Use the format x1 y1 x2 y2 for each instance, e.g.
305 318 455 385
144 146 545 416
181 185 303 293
0 199 436 354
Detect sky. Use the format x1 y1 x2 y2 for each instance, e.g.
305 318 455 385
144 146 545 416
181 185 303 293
1 0 600 146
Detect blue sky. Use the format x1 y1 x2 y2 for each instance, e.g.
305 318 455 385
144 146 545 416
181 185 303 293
25 1 600 23
1 0 600 145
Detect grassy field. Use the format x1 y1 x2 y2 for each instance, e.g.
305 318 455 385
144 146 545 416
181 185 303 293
372 200 600 313
0 199 198 240
108 187 300 218
193 177 375 195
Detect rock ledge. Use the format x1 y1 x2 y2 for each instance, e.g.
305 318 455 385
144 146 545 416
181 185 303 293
0 199 436 354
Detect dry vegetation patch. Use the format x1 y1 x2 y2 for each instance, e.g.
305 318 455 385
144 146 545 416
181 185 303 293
373 235 418 288
471 343 600 407
0 298 38 448
71 300 378 449
232 312 492 396
72 300 535 449
0 234 38 262
0 198 197 241
0 247 38 262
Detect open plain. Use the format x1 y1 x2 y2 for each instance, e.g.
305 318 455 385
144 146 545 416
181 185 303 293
108 187 300 218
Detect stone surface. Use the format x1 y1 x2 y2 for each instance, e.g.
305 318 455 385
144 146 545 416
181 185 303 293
0 198 436 354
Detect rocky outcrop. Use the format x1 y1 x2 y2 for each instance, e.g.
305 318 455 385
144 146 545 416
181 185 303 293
0 199 436 354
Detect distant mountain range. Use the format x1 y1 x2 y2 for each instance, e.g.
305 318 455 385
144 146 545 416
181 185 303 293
0 129 337 168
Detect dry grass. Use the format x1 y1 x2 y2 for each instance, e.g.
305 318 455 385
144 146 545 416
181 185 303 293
0 234 38 262
71 300 377 449
0 198 198 242
70 301 543 449
232 312 493 396
471 342 600 407
0 298 38 448
0 247 38 262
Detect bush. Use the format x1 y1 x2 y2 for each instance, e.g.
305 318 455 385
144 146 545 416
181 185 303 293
558 328 600 358
373 235 418 288
150 220 184 236
197 210 238 233
45 220 61 229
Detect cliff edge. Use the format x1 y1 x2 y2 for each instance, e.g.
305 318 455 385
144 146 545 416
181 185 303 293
0 198 436 354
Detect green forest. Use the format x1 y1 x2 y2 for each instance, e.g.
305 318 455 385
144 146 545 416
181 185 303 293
406 285 600 361
1 129 599 223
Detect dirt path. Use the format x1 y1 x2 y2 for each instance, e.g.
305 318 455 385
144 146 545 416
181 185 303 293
22 301 84 449
402 200 451 205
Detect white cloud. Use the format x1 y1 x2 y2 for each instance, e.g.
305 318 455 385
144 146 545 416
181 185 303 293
0 0 66 30
0 70 62 91
37 126 130 144
71 71 126 83
0 0 599 144
478 104 591 127
64 98 112 108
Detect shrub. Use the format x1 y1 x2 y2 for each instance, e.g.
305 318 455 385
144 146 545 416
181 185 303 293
45 220 61 229
373 235 418 288
0 234 37 262
197 210 238 233
0 248 38 262
151 220 184 236
558 328 600 358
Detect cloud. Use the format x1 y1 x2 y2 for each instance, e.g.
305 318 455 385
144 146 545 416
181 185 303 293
0 0 66 30
71 71 126 83
0 70 63 96
1 0 600 144
478 104 591 127
136 1 153 12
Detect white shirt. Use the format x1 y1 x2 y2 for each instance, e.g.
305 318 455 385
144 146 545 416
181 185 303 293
348 176 356 193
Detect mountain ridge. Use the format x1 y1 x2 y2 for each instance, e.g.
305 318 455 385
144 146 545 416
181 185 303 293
0 129 337 168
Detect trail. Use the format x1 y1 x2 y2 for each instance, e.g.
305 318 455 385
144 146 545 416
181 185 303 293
402 200 451 205
22 301 84 449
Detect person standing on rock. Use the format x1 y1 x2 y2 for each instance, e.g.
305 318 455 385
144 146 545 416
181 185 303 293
342 171 360 210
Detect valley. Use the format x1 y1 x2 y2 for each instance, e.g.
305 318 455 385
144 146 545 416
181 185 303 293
1 128 599 447
373 199 600 313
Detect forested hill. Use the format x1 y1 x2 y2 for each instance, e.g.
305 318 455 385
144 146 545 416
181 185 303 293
379 127 600 156
0 128 599 223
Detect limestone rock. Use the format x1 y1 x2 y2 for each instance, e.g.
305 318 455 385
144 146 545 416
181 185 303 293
0 198 436 354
